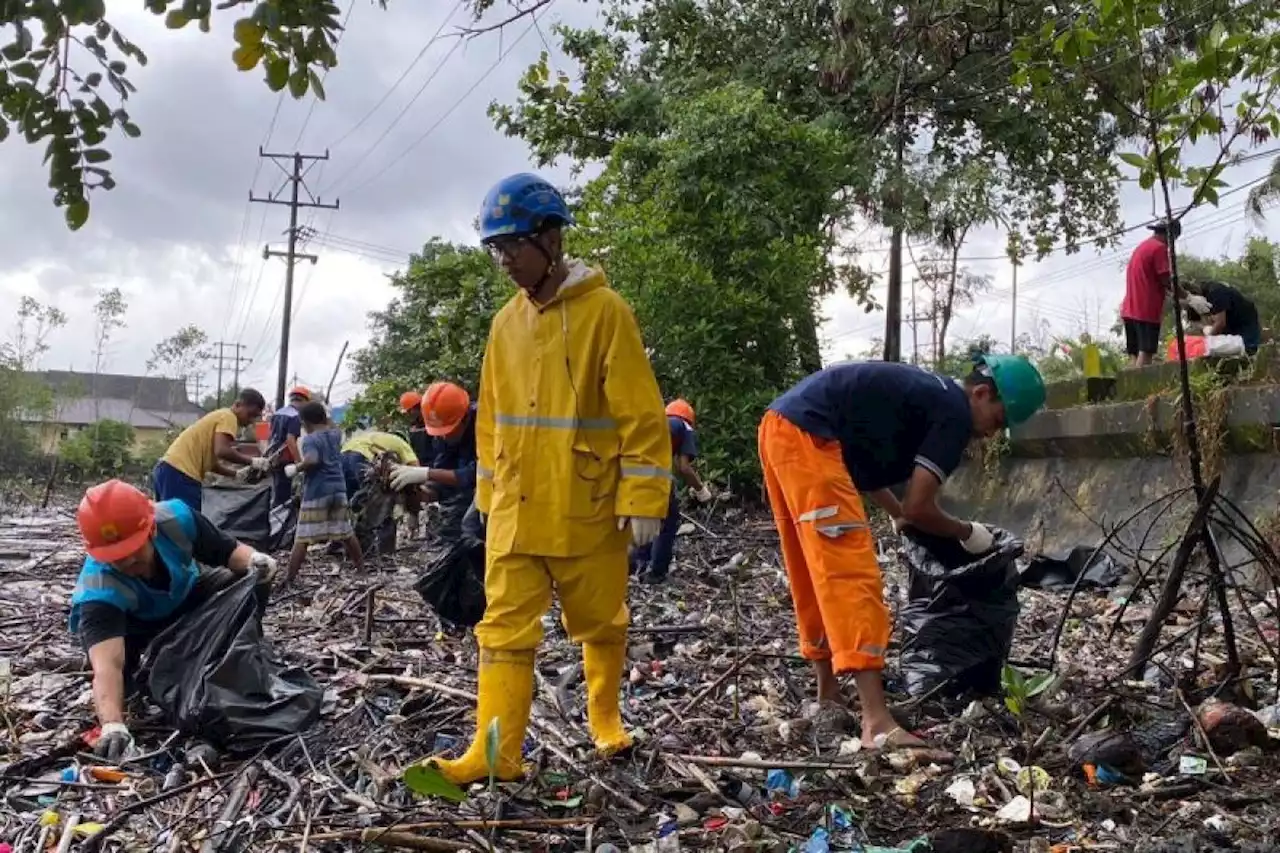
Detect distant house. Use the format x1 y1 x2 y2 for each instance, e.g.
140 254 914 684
20 370 207 452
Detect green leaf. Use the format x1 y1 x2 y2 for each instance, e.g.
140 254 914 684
264 57 288 91
85 72 103 87
83 149 111 164
308 69 327 101
401 764 468 803
485 716 500 783
288 69 309 99
1025 672 1055 698
164 9 189 29
10 61 39 81
121 122 141 139
65 199 90 231
1199 184 1219 206
1118 152 1147 170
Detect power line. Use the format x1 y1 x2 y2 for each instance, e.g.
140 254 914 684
323 0 464 154
338 11 544 198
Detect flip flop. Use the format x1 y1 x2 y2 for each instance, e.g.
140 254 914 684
867 725 928 751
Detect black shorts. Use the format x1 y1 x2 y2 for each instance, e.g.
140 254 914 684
1123 319 1161 356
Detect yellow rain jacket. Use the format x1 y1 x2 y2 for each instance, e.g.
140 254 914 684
476 261 671 557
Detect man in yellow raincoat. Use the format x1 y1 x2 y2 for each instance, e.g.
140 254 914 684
427 173 671 784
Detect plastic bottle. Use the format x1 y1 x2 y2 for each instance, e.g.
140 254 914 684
654 813 680 852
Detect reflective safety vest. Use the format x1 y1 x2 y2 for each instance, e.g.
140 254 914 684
68 500 201 633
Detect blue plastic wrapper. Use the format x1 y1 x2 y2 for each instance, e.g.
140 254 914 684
802 828 831 853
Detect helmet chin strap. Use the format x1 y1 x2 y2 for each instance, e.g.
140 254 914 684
522 238 560 299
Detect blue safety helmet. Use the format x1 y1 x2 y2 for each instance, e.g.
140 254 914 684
478 173 575 242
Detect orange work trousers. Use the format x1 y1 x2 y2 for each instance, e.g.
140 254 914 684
758 410 888 673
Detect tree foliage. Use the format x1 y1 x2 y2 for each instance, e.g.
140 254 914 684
147 324 209 413
347 240 510 426
59 418 135 479
1 0 371 229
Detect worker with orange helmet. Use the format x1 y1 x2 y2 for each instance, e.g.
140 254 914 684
630 398 715 584
69 479 279 760
398 389 432 464
390 381 478 537
265 385 313 507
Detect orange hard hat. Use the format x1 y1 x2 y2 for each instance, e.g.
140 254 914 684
78 479 156 563
398 390 423 414
665 398 695 426
288 386 312 401
422 381 471 436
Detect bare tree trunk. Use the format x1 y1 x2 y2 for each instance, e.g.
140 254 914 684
937 244 962 366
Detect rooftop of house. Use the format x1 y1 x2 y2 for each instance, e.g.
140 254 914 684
20 370 206 429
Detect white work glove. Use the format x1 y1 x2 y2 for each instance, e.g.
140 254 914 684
960 522 995 555
249 456 272 472
234 465 253 483
1202 325 1215 338
619 516 663 547
94 721 133 761
1186 294 1212 315
283 463 299 479
389 464 432 491
694 484 713 503
248 551 279 582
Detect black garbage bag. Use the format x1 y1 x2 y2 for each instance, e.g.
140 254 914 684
899 527 1023 697
1021 546 1123 591
141 570 322 754
414 501 486 626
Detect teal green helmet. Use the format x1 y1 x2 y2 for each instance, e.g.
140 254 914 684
977 354 1046 426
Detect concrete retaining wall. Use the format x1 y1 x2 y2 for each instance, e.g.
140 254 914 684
941 372 1280 577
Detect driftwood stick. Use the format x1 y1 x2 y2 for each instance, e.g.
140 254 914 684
673 753 866 772
280 817 595 843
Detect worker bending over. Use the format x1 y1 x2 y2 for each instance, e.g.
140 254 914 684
758 356 1045 748
266 385 312 507
424 173 671 784
340 430 422 538
630 398 714 584
69 480 279 760
1185 279 1262 355
153 388 268 511
390 381 478 538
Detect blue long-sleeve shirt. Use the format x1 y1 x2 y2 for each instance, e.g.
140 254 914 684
430 404 478 500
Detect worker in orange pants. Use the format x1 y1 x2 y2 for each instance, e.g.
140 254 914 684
759 356 1045 749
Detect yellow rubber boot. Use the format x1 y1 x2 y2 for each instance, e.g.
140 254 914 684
429 649 534 784
583 642 633 757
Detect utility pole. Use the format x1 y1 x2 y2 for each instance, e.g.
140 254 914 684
250 149 339 408
209 341 252 402
188 374 205 402
1010 257 1019 353
884 73 907 363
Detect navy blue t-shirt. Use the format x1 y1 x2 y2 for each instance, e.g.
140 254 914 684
430 404 479 500
267 405 302 456
769 362 973 491
669 415 699 460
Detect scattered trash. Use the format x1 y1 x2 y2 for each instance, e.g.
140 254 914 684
1197 699 1270 755
1020 546 1123 590
1179 755 1208 775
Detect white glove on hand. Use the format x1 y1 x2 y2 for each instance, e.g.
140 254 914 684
389 464 432 491
249 456 272 472
234 465 253 483
1202 325 1215 338
694 484 713 503
249 551 278 582
619 516 663 547
1186 294 1212 315
95 721 133 761
283 464 299 479
960 521 995 555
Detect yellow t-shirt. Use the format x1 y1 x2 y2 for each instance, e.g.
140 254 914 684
341 431 419 465
163 408 240 481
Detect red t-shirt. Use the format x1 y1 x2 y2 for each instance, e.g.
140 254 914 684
1121 237 1170 323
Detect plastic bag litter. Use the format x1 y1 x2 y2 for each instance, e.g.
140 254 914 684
1020 546 1122 590
899 527 1023 697
141 569 322 754
413 505 486 627
202 483 296 551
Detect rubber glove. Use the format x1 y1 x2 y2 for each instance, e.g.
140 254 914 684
1202 325 1215 338
283 464 299 479
619 516 663 547
1186 294 1212 315
960 521 995 554
248 551 279 582
694 484 713 503
95 722 133 761
389 464 432 491
249 456 272 472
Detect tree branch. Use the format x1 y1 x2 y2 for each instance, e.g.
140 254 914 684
458 0 556 38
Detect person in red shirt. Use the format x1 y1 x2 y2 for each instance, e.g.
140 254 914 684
1121 219 1181 367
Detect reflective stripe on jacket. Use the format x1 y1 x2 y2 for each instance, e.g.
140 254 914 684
476 261 671 557
68 500 201 633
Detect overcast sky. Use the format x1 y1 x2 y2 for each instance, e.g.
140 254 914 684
3 1 1279 408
